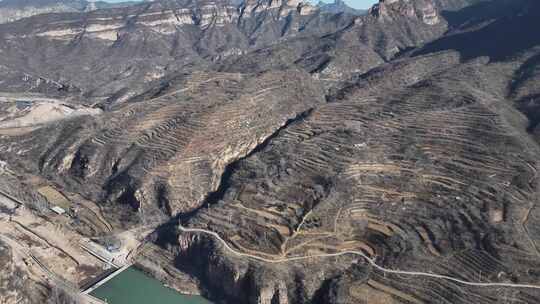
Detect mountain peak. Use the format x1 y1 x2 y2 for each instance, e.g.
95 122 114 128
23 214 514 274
240 0 317 18
318 0 366 16
370 0 440 24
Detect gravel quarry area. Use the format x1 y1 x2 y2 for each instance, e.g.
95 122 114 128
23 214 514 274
0 97 101 130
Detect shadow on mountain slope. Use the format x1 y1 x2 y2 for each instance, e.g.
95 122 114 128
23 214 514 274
441 0 528 29
414 0 540 61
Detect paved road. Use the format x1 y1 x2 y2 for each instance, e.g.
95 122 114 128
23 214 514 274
179 225 540 290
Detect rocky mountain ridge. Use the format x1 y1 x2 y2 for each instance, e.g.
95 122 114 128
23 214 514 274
0 0 451 107
369 0 440 25
317 0 367 15
2 0 540 303
0 0 140 24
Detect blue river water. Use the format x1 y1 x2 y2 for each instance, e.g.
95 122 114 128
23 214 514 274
90 267 212 304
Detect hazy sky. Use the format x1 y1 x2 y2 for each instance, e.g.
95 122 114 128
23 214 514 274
101 0 378 9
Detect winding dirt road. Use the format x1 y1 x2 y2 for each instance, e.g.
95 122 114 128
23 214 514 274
179 225 540 290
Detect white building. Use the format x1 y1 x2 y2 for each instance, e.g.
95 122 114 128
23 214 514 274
50 206 66 215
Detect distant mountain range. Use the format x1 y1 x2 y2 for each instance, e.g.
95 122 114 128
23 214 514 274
0 0 366 25
0 0 441 104
317 0 367 15
0 0 140 23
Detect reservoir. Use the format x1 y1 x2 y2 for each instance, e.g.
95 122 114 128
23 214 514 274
90 267 212 304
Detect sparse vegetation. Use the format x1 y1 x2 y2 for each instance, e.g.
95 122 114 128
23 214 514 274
46 287 82 304
0 0 540 303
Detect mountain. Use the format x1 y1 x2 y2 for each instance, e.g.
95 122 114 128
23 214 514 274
317 0 367 15
1 0 540 303
0 0 448 108
0 0 452 217
0 0 140 24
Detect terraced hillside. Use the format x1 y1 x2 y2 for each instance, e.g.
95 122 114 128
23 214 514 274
1 0 540 303
173 53 540 302
0 0 461 107
0 70 324 228
168 1 540 302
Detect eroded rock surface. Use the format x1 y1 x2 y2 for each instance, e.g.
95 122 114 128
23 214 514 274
2 0 540 303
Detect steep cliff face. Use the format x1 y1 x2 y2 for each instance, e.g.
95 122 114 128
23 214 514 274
370 0 440 25
171 232 352 304
0 0 323 41
219 0 450 78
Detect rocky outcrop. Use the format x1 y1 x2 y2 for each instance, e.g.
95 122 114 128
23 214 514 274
1 0 321 41
172 231 353 304
370 0 440 25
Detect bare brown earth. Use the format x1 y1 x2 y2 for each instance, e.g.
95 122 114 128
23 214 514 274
0 196 102 304
1 0 540 303
0 238 50 304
